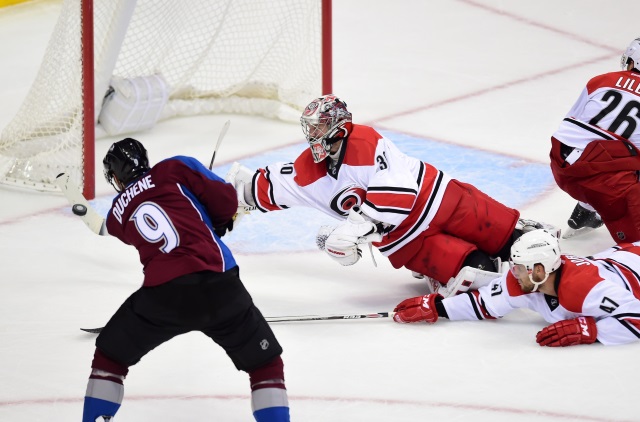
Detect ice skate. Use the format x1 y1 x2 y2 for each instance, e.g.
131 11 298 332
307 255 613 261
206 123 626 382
563 203 603 239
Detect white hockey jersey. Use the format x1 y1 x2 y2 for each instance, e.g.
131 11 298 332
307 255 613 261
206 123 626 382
442 243 640 345
552 70 640 150
249 124 452 256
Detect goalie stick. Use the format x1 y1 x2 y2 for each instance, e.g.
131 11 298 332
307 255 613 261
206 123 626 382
209 120 230 170
80 312 396 333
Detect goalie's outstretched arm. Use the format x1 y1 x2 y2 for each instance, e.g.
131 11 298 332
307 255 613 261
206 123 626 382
55 173 108 236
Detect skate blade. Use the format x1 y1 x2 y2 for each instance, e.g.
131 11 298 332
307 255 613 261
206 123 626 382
562 226 596 239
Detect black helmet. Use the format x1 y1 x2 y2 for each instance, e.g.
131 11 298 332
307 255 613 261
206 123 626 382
103 138 150 192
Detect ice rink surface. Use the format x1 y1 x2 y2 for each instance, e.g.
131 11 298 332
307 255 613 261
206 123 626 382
1 1 638 421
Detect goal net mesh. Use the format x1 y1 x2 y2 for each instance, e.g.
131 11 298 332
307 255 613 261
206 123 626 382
0 0 323 192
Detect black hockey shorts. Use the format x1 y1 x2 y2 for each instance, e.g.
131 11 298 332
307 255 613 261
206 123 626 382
95 267 282 373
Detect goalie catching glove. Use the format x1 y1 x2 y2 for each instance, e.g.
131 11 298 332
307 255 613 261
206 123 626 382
317 206 382 266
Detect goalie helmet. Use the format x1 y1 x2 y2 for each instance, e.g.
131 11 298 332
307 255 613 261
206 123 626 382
103 138 150 192
509 229 561 292
300 95 353 163
621 37 640 71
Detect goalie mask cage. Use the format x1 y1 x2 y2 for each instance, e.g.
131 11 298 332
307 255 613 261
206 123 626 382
0 0 332 199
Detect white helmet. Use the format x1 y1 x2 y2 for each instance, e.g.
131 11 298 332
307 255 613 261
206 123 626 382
300 95 353 163
621 37 640 71
510 229 561 291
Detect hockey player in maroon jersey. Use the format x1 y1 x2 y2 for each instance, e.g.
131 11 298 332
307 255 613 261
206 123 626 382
80 139 290 422
227 95 555 297
550 37 640 241
393 229 640 346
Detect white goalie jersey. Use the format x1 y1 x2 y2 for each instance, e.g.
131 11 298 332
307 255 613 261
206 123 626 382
248 124 452 256
442 243 640 346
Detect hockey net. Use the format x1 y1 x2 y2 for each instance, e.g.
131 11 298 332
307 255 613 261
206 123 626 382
0 0 330 198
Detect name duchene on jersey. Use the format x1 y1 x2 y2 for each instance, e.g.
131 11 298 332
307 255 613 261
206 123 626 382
112 175 156 223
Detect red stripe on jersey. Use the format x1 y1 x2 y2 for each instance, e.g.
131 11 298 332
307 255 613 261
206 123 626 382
470 290 496 320
366 191 415 211
254 168 283 211
377 163 440 246
622 317 640 333
586 71 640 97
605 258 640 300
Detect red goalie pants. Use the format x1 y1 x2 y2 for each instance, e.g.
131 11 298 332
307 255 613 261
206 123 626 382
550 137 640 243
388 179 519 283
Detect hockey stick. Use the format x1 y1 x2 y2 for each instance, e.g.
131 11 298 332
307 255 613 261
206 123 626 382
209 120 230 170
55 173 107 235
80 311 395 333
56 122 230 234
264 311 395 323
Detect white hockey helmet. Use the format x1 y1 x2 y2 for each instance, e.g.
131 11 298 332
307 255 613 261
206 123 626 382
621 37 640 71
509 229 561 291
300 95 353 163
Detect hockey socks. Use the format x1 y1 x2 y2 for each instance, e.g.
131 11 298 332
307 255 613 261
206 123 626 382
83 373 124 422
250 356 290 422
83 349 128 422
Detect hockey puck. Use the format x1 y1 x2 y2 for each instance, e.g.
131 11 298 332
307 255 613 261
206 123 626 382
72 204 88 216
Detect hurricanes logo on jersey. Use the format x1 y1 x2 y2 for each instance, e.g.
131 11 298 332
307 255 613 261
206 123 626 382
330 185 366 216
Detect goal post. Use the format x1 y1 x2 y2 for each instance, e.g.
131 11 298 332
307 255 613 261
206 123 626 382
0 0 332 199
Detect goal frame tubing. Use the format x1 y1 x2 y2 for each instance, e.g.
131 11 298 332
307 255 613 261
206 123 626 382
80 0 332 199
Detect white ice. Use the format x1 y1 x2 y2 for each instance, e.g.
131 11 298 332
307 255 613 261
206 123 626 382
0 1 637 421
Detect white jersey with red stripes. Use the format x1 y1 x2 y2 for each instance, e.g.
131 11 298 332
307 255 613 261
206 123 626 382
442 243 640 345
249 124 452 256
552 70 640 149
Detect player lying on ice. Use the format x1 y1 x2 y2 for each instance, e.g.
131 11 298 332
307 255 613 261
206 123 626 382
393 229 640 346
226 94 557 297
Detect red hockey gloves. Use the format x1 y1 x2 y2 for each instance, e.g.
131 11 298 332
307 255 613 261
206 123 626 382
536 316 597 347
393 294 443 323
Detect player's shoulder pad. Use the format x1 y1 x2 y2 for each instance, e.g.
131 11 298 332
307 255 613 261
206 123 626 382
586 70 632 94
557 255 602 313
159 155 225 183
342 124 380 167
293 149 327 187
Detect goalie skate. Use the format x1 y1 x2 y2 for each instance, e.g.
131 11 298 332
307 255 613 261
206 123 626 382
411 271 441 295
562 226 599 239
